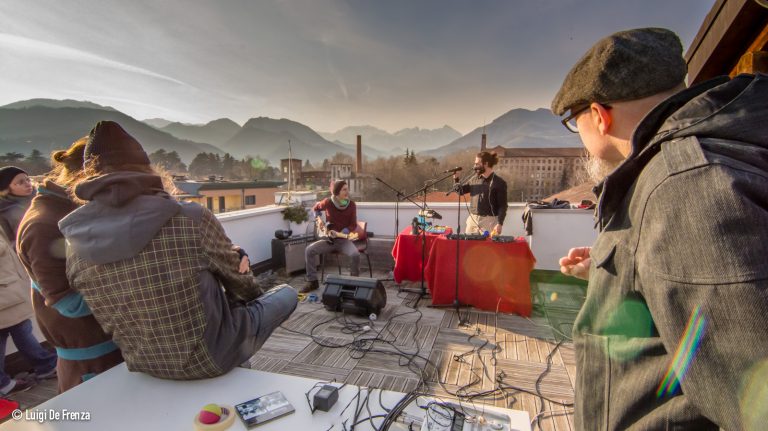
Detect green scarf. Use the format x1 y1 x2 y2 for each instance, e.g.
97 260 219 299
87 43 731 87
331 195 350 210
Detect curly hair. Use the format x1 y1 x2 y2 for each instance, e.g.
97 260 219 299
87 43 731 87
46 137 88 189
476 151 499 168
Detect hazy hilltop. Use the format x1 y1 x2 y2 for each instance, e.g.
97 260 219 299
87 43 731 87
160 118 242 148
0 99 222 163
2 99 117 111
142 118 174 129
425 108 581 156
222 117 357 164
321 125 461 155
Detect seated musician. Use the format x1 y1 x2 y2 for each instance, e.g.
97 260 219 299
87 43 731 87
302 180 360 293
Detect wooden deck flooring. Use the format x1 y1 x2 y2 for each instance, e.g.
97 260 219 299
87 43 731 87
245 270 577 430
4 269 579 430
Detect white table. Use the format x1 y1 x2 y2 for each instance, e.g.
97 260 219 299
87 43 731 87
0 363 530 430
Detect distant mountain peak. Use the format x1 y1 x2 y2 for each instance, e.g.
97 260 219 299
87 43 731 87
1 98 116 111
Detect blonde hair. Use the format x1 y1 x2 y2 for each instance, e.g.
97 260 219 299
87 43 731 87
47 137 87 190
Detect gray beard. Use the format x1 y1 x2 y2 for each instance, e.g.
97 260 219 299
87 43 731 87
585 154 622 184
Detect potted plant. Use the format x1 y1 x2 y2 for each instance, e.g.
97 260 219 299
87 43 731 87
282 204 310 235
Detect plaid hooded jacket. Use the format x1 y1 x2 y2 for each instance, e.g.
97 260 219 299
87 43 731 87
59 172 262 380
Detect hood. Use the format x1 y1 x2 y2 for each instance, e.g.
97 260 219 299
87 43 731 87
597 73 768 224
59 172 180 265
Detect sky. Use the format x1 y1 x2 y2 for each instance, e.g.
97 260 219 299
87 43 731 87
0 0 716 134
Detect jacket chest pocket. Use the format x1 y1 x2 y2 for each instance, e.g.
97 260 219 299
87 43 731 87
590 233 635 298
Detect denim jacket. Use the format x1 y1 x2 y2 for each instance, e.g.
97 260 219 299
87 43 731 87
575 74 768 430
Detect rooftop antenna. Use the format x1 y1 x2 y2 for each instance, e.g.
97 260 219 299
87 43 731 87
287 139 292 203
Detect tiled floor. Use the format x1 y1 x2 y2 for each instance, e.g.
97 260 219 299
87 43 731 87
4 267 584 431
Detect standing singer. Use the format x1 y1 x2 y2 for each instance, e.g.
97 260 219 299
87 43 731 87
453 151 507 235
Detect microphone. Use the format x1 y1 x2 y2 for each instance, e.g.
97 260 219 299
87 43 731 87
443 167 462 173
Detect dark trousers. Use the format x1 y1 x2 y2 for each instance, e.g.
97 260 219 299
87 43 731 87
0 319 57 387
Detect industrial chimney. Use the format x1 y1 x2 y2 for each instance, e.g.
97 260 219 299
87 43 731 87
481 133 487 151
356 135 363 174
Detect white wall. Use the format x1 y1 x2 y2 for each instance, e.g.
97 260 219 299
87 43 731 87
529 208 598 270
217 206 288 264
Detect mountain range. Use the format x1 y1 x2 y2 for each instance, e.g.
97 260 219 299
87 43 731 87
0 99 580 167
426 108 581 156
320 125 461 155
0 100 222 163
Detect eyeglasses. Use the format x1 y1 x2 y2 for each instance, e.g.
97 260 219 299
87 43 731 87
560 103 612 133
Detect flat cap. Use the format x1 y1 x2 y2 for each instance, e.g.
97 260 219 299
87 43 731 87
551 28 687 116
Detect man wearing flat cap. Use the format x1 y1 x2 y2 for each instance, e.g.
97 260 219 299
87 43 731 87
553 28 768 429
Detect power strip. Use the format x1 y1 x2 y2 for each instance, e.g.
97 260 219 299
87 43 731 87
420 402 516 431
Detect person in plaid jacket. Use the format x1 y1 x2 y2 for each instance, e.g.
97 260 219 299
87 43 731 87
59 121 297 380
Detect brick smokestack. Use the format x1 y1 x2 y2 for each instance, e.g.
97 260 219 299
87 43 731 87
356 135 363 174
481 133 487 151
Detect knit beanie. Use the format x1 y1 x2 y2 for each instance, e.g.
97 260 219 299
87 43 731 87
84 121 150 168
0 166 27 191
331 180 347 196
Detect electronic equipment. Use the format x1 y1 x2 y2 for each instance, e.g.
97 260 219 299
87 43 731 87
312 385 339 412
420 402 518 431
491 236 521 243
322 275 387 316
271 234 313 274
446 233 488 241
418 208 443 220
234 391 295 428
425 225 449 234
274 229 293 240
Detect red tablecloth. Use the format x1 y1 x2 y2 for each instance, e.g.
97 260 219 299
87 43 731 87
424 236 536 316
391 227 447 283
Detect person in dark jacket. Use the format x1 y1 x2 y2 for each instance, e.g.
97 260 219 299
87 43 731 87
302 180 360 293
17 138 124 392
59 121 297 380
0 166 57 395
553 28 768 430
451 151 507 235
0 166 35 243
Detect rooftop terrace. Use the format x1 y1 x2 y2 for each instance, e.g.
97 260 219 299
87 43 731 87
2 202 593 430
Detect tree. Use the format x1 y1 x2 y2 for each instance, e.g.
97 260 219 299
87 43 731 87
222 153 236 179
0 152 25 165
23 149 50 175
188 152 220 178
149 149 186 173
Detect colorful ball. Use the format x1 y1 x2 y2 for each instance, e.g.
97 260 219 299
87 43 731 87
199 404 222 424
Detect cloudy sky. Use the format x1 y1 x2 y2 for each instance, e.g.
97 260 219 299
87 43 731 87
0 0 715 134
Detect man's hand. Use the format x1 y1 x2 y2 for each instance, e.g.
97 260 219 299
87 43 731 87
559 247 591 280
492 224 502 235
238 255 250 274
453 172 460 181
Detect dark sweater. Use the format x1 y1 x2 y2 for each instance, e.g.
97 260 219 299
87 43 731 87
313 198 357 233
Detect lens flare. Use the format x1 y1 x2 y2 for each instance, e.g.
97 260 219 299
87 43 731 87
250 158 266 169
656 305 707 398
740 360 768 430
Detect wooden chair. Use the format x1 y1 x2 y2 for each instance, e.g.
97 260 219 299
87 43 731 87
321 221 372 280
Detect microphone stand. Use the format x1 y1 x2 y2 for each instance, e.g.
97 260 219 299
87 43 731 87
397 172 455 307
375 177 404 238
430 171 474 325
374 177 407 282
